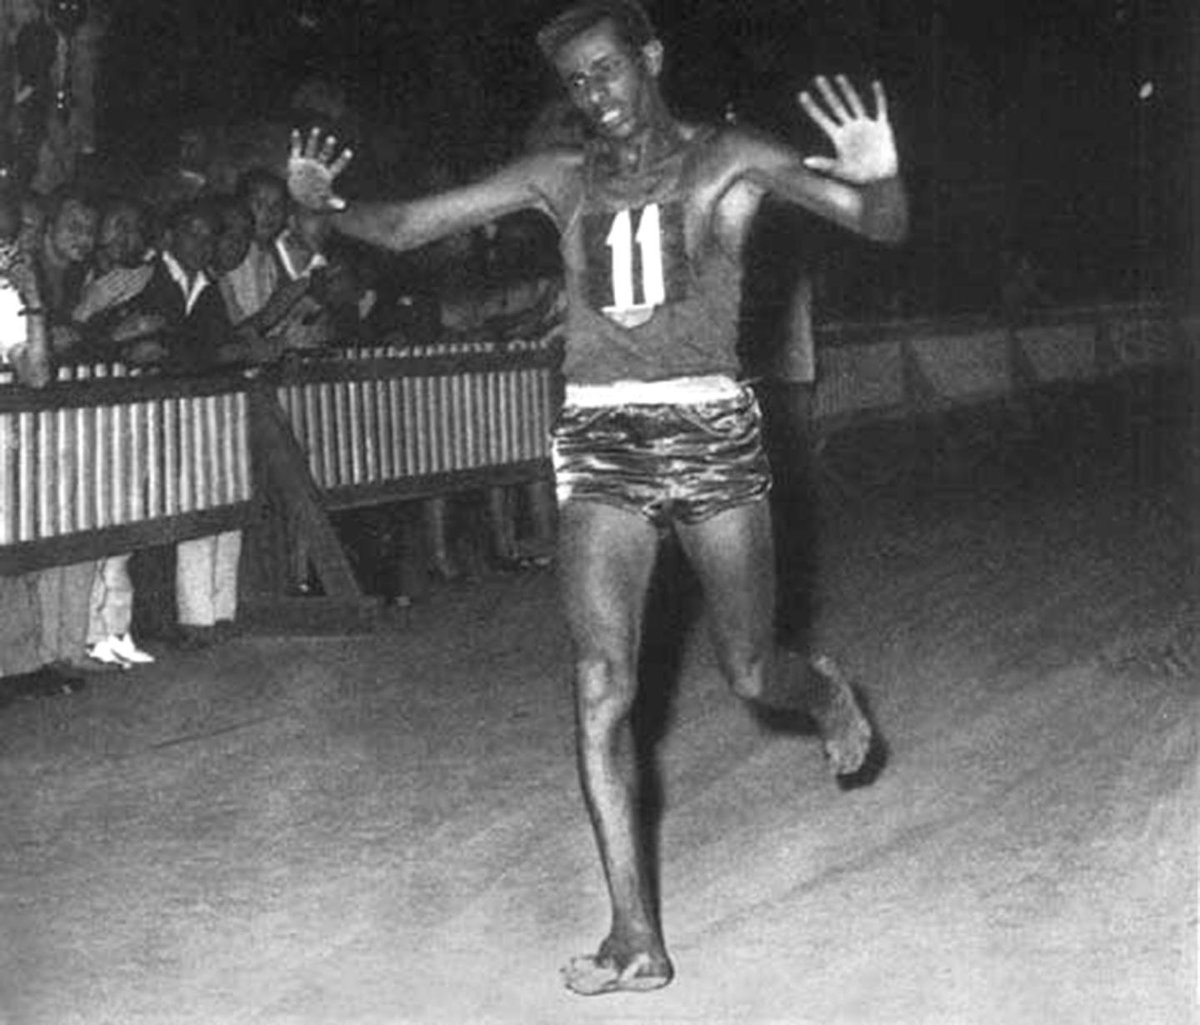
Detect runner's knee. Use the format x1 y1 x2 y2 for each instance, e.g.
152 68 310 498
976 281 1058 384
574 653 638 727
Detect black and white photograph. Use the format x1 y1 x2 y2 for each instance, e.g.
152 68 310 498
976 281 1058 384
0 1 1194 1022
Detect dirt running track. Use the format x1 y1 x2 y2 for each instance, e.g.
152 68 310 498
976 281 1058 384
0 385 1195 1025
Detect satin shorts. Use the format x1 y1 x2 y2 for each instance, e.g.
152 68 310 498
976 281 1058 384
551 382 771 528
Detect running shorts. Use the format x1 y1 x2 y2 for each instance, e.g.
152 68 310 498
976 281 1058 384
552 378 771 528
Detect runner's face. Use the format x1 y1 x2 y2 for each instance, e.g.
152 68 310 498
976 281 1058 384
553 19 658 141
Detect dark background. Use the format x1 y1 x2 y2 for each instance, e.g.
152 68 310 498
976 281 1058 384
96 0 1195 317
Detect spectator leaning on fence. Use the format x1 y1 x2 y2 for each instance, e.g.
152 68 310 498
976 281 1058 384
0 185 87 704
271 203 335 351
309 241 405 346
71 192 163 364
128 198 249 648
219 168 314 349
68 193 160 668
20 184 104 671
29 185 99 362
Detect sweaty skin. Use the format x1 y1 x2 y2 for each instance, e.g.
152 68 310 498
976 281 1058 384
289 13 905 997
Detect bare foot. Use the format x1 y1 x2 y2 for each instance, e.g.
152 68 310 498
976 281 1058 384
562 940 674 996
808 655 872 776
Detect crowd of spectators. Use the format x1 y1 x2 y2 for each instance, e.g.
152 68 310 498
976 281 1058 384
0 120 564 707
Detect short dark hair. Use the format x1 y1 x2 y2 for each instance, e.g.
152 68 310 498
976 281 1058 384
209 193 252 231
43 185 98 225
164 196 217 235
235 167 286 202
536 0 656 62
98 192 149 227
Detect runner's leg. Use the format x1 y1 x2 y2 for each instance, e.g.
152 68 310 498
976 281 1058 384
557 499 675 994
677 500 872 775
675 500 776 702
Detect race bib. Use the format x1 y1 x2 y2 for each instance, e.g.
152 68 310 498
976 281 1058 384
582 201 687 328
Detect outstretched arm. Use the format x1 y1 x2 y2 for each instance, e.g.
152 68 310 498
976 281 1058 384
287 129 572 253
735 76 908 244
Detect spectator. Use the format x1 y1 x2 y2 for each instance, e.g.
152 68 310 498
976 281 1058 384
130 198 248 647
219 169 314 351
85 553 154 667
222 169 284 322
210 194 254 280
29 185 98 361
209 194 278 364
127 198 251 372
0 185 46 385
275 205 328 281
0 183 85 704
71 193 158 668
22 184 98 668
311 241 407 345
72 192 162 362
271 204 334 351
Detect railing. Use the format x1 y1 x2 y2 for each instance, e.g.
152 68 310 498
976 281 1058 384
0 304 1193 585
0 366 253 575
810 300 1196 429
271 336 560 510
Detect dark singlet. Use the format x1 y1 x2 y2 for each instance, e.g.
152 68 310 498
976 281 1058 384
557 126 745 387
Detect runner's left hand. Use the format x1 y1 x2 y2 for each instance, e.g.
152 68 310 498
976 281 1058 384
288 128 355 211
799 76 899 183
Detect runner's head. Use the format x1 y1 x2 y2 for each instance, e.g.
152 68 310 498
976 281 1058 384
537 0 655 60
537 1 665 141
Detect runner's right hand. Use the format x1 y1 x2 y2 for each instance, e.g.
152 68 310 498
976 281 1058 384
288 128 355 212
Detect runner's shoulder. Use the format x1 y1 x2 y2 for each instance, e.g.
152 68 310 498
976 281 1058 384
507 146 587 214
707 122 787 161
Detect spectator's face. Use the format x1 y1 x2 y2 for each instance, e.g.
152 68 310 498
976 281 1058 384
292 207 328 251
553 19 660 142
169 214 216 276
49 199 98 265
98 204 147 269
213 207 253 273
246 181 287 245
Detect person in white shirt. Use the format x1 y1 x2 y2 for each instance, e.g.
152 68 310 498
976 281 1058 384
129 199 249 647
0 186 86 701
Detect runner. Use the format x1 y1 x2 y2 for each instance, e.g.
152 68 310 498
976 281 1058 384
286 0 908 995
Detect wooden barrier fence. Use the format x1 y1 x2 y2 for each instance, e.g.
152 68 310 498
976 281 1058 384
0 366 253 576
812 301 1197 429
272 337 559 511
0 304 1193 623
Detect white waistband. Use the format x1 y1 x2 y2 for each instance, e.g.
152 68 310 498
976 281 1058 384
564 375 743 408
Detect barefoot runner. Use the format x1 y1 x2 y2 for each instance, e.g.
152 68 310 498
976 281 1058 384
287 0 908 996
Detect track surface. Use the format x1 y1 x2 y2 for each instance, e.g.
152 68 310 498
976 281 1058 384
0 386 1195 1025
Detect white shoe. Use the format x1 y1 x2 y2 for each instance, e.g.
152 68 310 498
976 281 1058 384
87 637 132 669
110 633 156 665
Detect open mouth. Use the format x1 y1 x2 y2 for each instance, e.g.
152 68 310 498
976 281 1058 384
596 107 626 132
